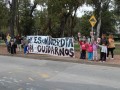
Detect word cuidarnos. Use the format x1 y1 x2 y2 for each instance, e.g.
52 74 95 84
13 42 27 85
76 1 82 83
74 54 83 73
27 36 74 57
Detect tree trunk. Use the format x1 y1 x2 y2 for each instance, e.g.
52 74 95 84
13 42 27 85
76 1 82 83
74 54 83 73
9 0 17 38
70 16 76 37
70 7 78 37
16 0 21 36
59 16 65 37
97 16 101 38
59 12 70 37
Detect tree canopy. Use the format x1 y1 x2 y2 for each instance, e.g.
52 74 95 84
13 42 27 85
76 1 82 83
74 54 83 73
0 0 119 38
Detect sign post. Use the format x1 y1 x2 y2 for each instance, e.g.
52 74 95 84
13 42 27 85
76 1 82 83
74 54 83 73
89 15 97 40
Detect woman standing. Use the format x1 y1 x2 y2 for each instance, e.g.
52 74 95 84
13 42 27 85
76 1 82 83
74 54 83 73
107 34 115 59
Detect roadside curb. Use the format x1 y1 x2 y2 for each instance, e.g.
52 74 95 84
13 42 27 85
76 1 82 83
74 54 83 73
1 53 120 68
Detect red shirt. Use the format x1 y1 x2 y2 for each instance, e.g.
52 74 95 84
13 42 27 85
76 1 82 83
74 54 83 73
81 43 88 50
87 44 93 52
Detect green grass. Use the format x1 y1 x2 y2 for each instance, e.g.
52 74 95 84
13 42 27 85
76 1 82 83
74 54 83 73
114 44 120 55
0 40 4 43
0 40 5 45
74 43 120 55
74 44 80 51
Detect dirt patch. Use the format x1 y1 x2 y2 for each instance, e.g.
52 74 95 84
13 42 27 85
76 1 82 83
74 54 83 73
0 45 120 65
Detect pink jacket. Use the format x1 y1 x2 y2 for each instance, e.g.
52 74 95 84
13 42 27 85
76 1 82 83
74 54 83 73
81 43 87 50
87 44 93 52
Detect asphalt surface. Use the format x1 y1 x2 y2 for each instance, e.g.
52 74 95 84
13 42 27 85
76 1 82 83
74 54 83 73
0 55 120 90
0 45 120 67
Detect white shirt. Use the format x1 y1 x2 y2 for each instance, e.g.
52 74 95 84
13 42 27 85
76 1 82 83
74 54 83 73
98 45 107 54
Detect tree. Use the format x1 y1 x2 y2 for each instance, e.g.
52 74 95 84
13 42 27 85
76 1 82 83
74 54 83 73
0 0 9 33
1 0 118 38
34 9 48 35
35 0 86 37
73 12 92 38
18 0 38 36
86 0 116 37
114 0 120 16
7 0 17 38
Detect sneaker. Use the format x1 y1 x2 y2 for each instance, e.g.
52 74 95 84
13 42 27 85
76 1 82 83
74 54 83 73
103 61 106 62
106 57 109 59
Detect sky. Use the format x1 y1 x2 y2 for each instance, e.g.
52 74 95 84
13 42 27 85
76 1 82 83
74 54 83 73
5 0 93 17
30 0 93 17
76 5 93 17
36 4 93 17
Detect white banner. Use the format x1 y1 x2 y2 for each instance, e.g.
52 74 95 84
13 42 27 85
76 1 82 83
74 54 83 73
27 36 74 57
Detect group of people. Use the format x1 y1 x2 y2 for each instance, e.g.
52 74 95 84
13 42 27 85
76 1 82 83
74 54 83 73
78 34 115 62
5 34 29 55
5 33 116 61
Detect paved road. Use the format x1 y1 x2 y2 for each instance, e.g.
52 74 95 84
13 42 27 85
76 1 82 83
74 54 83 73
0 56 120 90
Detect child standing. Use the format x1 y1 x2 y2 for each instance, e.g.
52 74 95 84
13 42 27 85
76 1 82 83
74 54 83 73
87 43 93 61
10 39 14 54
24 45 28 54
23 37 29 54
98 43 107 62
93 40 98 61
80 41 87 59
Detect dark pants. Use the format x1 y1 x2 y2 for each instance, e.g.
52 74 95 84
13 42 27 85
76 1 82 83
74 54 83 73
100 52 106 61
6 42 11 53
10 44 16 54
24 46 28 54
107 48 115 58
80 50 86 59
10 45 14 54
13 45 16 54
7 45 11 53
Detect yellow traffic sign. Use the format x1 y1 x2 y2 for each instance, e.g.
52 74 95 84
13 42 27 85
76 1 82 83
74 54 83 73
89 15 97 27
